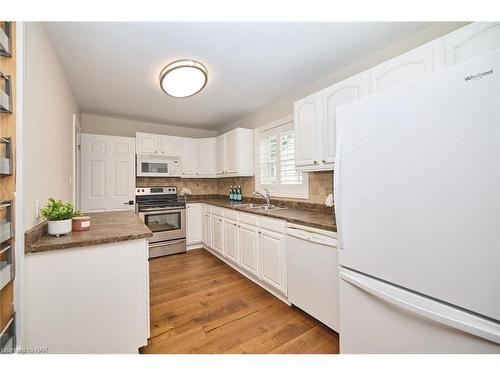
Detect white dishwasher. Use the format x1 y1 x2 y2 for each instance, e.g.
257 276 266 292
287 223 339 332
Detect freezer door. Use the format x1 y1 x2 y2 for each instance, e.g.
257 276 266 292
335 51 500 320
339 268 500 353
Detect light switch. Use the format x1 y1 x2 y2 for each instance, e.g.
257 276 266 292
36 199 41 219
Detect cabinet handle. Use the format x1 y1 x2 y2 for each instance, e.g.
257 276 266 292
313 160 318 164
322 159 326 163
233 223 237 227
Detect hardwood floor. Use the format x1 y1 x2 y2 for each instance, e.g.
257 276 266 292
140 249 339 354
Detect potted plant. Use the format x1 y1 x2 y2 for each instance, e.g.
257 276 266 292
40 198 81 236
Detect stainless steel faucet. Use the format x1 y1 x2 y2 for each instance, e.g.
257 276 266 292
252 189 271 205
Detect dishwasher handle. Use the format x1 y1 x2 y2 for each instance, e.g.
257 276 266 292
287 228 337 247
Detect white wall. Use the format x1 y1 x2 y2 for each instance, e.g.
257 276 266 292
220 22 469 133
81 113 217 138
23 22 80 229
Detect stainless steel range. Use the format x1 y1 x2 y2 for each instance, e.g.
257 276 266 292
135 186 186 259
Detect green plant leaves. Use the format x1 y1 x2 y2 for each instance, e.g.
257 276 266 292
39 198 82 221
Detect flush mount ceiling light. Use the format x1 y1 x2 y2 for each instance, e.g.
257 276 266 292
159 59 208 98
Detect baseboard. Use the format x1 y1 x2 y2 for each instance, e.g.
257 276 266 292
200 245 291 306
187 243 203 251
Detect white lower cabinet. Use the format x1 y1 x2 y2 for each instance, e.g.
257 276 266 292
239 223 259 277
211 214 224 255
223 218 240 264
202 204 288 299
186 203 202 246
259 228 286 294
201 205 211 247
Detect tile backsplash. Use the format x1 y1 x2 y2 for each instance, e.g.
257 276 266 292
136 170 333 205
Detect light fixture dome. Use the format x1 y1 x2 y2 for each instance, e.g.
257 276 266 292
159 59 208 98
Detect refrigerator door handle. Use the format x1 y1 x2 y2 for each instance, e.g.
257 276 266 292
334 136 344 251
340 268 500 345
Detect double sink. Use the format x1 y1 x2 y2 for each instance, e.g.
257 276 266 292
231 203 287 211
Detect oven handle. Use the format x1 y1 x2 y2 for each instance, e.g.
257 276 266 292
149 239 186 247
140 207 185 213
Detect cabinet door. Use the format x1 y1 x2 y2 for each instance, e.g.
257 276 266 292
202 208 212 247
160 135 181 156
443 22 500 67
322 72 369 165
225 130 238 174
186 204 202 246
259 229 286 293
239 223 259 277
369 43 435 94
136 133 158 154
216 135 225 175
182 139 198 177
197 138 216 177
211 215 224 255
294 93 322 168
223 219 240 264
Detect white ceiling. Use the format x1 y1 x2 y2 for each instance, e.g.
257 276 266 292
46 22 433 130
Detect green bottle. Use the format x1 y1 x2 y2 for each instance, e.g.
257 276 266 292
237 186 242 201
229 186 234 201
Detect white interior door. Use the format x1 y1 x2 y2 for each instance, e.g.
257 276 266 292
80 134 136 212
335 52 500 321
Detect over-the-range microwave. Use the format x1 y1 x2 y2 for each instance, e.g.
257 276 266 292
136 154 182 177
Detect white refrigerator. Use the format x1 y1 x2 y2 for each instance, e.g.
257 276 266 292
334 50 500 353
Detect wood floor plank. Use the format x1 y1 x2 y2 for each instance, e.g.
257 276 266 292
140 249 339 354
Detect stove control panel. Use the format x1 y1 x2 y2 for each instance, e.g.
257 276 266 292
136 186 177 196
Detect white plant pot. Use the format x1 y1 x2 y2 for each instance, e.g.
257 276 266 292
47 219 72 236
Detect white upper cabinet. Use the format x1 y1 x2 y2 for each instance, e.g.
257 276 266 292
216 128 254 177
225 130 238 174
159 135 181 156
136 132 181 156
322 72 369 165
443 22 500 67
369 43 436 93
197 138 217 177
215 135 225 175
181 138 198 177
136 133 159 154
294 93 322 169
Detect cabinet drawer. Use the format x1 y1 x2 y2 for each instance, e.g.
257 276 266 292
223 209 238 221
259 217 286 233
239 212 259 226
211 206 223 217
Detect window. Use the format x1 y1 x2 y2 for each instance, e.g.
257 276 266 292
256 119 308 199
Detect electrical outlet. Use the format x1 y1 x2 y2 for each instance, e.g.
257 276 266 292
36 199 41 219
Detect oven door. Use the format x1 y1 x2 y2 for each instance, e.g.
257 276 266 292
137 158 170 177
139 208 186 243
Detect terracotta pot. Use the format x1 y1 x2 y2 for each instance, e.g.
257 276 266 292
72 216 91 231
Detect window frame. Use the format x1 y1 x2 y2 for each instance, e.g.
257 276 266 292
254 116 309 200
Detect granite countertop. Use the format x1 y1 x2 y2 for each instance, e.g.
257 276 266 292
25 211 153 254
187 198 336 232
